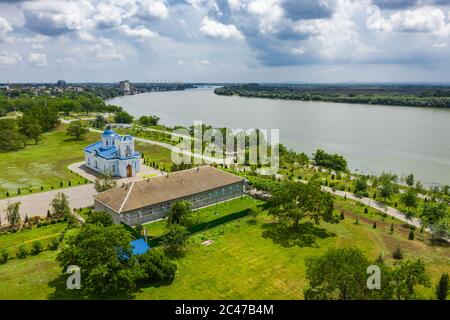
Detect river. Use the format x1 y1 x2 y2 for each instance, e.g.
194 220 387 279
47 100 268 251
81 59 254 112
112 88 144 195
107 87 450 187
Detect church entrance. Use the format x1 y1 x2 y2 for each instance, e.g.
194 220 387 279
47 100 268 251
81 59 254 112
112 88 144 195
127 164 132 177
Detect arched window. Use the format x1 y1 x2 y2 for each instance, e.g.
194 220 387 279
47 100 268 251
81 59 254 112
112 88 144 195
126 145 132 157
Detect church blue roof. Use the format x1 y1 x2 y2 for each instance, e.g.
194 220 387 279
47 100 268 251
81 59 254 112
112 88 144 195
84 142 140 160
102 129 117 136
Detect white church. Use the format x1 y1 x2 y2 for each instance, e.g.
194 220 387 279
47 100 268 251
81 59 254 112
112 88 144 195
84 128 140 178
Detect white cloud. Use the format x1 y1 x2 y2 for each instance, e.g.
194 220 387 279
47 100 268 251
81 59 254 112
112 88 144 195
94 4 123 29
0 17 13 42
120 25 158 41
247 0 284 34
200 17 244 39
197 59 211 66
28 52 48 66
87 39 125 61
137 0 169 20
57 57 77 65
0 52 21 66
228 0 243 11
177 59 184 65
368 6 450 34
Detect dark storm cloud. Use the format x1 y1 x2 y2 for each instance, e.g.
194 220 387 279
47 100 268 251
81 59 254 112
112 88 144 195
281 0 335 21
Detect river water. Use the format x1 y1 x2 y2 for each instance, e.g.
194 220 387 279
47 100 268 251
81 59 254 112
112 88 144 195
108 88 450 186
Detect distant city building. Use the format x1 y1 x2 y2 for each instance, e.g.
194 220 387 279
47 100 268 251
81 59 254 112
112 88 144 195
119 80 131 94
56 80 66 88
84 128 140 178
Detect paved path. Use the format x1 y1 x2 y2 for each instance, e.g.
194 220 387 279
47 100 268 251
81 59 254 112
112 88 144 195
0 184 97 223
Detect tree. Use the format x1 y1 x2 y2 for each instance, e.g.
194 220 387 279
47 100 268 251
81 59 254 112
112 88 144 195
250 206 263 222
6 201 21 226
269 180 338 229
18 114 42 144
0 119 26 151
91 115 107 129
436 273 449 300
50 192 71 219
85 211 113 227
57 223 139 296
167 201 192 226
378 172 398 200
162 224 189 255
422 202 448 225
401 189 418 213
391 259 430 300
138 249 177 284
404 173 415 187
66 120 88 140
392 244 403 260
139 115 160 126
115 111 133 124
304 247 392 300
312 149 347 172
354 176 368 197
429 221 449 245
94 172 117 192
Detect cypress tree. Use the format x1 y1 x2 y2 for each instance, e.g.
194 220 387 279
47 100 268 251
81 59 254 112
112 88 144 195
436 273 449 300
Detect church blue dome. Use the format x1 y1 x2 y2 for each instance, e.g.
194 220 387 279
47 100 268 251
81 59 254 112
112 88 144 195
102 129 117 136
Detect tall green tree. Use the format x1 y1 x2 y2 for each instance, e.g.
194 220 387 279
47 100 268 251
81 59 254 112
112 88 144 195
57 223 139 296
6 202 21 226
391 259 430 300
304 247 392 300
404 173 415 187
114 111 133 124
354 176 369 197
401 189 418 213
50 192 71 219
162 224 189 255
18 114 42 144
436 273 449 300
66 120 88 140
269 180 337 229
167 201 192 226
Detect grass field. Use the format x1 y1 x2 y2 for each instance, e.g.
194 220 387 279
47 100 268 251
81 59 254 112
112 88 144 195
0 127 174 199
0 196 448 300
0 222 66 256
0 127 98 198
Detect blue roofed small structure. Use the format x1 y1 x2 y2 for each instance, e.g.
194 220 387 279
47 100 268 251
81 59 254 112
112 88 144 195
83 127 141 177
130 238 151 256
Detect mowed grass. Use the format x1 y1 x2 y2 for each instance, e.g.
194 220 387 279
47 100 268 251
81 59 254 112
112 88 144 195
0 197 448 300
0 127 98 198
0 222 66 256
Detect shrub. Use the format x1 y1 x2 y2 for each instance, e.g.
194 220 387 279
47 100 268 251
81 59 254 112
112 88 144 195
31 241 42 255
408 230 415 240
17 243 27 259
373 222 377 229
0 249 9 264
390 223 394 233
48 238 60 251
139 249 177 284
392 245 403 260
364 207 368 214
340 211 345 220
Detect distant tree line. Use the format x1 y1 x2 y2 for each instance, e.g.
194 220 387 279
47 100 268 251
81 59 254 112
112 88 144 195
215 85 450 108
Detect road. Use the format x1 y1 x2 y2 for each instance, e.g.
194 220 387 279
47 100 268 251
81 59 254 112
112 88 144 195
0 184 96 222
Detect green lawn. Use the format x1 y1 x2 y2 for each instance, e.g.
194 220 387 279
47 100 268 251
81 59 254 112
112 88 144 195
0 127 174 198
0 222 66 256
0 127 97 198
0 197 447 300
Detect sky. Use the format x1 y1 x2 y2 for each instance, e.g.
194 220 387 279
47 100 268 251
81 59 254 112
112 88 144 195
0 0 450 83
